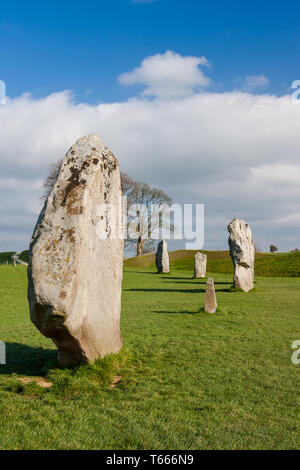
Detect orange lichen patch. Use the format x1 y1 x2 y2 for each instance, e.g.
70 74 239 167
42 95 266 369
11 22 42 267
109 375 123 389
43 238 59 253
62 228 76 243
65 186 84 216
59 291 67 299
61 160 90 210
17 377 53 388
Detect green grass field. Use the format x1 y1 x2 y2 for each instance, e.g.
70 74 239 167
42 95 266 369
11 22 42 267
0 256 299 449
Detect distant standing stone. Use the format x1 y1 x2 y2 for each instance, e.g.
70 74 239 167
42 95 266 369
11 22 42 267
204 277 217 313
228 218 255 292
194 252 207 278
12 251 28 266
27 134 124 366
155 240 169 273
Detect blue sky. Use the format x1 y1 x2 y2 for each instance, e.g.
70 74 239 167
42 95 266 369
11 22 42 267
0 0 300 253
1 0 299 102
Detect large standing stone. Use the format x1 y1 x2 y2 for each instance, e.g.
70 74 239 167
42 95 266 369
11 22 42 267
228 218 255 292
194 252 207 278
204 277 217 313
27 134 124 366
155 240 169 273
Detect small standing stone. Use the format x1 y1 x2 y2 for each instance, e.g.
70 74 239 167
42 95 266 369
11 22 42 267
204 277 217 313
155 240 169 273
194 252 207 278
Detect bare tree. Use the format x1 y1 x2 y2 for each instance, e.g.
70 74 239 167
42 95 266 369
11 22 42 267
123 174 173 256
42 162 173 256
41 159 63 201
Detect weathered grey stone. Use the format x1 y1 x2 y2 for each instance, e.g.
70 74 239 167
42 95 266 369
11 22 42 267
194 252 207 278
228 218 255 292
27 134 124 366
204 277 217 313
155 240 169 273
12 251 28 266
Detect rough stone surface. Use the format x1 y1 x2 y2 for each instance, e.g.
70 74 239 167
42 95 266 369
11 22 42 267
194 252 207 278
228 218 255 292
12 251 28 266
155 240 169 273
204 277 217 313
27 134 124 366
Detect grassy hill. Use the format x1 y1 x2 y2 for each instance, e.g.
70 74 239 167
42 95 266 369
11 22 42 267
125 249 300 277
2 248 299 277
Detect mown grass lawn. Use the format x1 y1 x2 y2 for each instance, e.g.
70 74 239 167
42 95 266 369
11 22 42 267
0 265 299 450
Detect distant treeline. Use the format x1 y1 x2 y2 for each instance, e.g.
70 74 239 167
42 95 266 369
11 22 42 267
0 251 29 265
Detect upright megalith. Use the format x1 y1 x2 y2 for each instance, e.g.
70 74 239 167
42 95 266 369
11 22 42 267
228 218 255 292
194 252 207 278
27 134 124 366
155 240 169 273
204 277 217 313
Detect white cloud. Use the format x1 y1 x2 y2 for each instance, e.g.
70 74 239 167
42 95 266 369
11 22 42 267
237 74 270 92
118 50 210 99
0 54 300 253
246 74 270 88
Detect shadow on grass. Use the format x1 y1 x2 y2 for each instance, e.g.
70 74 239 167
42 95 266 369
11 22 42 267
124 270 157 275
153 306 226 315
157 276 192 280
0 343 57 376
125 288 231 294
152 310 200 315
125 288 206 293
164 280 232 285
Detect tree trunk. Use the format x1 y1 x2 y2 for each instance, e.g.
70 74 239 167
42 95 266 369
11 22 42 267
136 237 143 256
